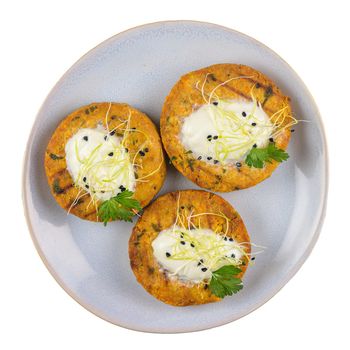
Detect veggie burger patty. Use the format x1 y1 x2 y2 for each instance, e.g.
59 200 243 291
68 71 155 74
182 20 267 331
45 102 166 222
160 63 295 192
129 190 251 306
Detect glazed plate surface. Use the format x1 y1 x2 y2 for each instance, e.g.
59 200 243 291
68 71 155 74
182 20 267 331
23 21 327 333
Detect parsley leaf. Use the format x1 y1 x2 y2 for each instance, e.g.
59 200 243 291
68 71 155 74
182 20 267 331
245 143 289 168
98 190 142 226
209 265 243 298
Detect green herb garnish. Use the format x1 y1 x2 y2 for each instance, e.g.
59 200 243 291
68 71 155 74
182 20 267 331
98 190 142 226
209 265 243 298
245 143 289 168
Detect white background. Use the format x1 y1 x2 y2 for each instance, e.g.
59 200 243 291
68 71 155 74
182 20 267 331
1 0 348 348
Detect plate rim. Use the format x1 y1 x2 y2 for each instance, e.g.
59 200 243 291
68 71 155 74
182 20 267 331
22 20 329 333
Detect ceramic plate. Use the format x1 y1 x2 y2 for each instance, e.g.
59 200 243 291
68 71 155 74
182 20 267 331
23 21 328 333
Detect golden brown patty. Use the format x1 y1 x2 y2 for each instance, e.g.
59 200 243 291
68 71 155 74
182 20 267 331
160 63 293 191
45 102 166 221
129 190 251 306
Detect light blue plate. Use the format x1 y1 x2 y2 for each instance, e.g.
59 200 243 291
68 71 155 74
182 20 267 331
23 21 328 333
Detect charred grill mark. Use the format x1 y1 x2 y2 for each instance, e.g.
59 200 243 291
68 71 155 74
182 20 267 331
74 198 84 206
52 179 64 194
214 174 222 185
136 230 145 241
63 183 73 191
65 197 84 210
52 168 67 178
208 73 217 81
215 80 249 99
83 209 97 218
262 85 274 107
151 222 162 232
240 76 268 90
207 77 276 114
49 153 64 160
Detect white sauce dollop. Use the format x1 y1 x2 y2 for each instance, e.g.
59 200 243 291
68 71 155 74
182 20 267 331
180 100 273 164
152 225 243 283
65 126 135 201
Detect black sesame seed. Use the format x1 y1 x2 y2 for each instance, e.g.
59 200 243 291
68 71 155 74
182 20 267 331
144 147 149 152
104 135 108 141
231 253 236 258
229 238 233 242
83 177 86 182
125 148 128 153
109 131 115 136
180 206 185 209
256 83 261 88
253 144 257 148
201 267 208 272
251 257 256 261
213 135 218 140
200 259 204 263
207 135 212 140
214 160 219 164
236 162 242 168
190 243 195 248
213 101 218 106
242 111 247 117
197 261 202 266
108 152 114 157
204 284 208 290
291 129 295 132
224 237 228 241
269 137 274 142
83 136 88 141
139 150 145 156
180 241 186 245
101 191 105 193
166 252 171 257
252 122 257 126
85 185 89 189
197 156 202 160
207 156 212 160
131 127 136 130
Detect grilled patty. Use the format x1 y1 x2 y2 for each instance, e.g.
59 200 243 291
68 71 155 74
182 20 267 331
45 102 166 221
160 63 293 191
129 190 251 306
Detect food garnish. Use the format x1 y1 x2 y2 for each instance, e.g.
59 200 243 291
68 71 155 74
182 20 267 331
209 265 243 298
98 190 141 225
245 142 289 168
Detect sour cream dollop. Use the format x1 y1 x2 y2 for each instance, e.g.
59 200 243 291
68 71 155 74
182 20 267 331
152 225 243 283
180 100 273 164
65 126 135 201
